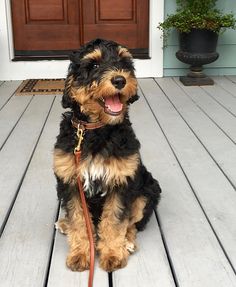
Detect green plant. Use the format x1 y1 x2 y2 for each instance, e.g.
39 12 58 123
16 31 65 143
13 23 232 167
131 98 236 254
158 0 236 41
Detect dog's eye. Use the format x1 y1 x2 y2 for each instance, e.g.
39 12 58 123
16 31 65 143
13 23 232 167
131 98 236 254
92 63 100 69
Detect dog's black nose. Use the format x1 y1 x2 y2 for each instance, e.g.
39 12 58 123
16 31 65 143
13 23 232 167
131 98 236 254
111 76 126 90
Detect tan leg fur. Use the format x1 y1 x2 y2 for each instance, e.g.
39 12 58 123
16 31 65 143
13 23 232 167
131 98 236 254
125 196 147 254
65 194 95 271
97 194 147 271
97 193 130 272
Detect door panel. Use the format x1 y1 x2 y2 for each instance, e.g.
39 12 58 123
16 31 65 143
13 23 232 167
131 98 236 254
97 0 135 21
83 0 149 49
11 0 82 51
26 0 66 21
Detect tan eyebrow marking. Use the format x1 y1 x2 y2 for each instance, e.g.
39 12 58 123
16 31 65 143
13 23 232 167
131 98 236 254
118 47 132 58
83 49 102 60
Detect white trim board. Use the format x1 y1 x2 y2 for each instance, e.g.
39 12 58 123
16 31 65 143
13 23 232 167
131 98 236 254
0 0 164 80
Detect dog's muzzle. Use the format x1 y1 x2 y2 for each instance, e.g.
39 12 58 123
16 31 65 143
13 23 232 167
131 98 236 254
98 93 123 116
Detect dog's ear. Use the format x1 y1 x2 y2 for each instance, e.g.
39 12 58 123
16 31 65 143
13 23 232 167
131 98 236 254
62 50 82 109
69 50 82 64
62 72 74 109
127 94 139 105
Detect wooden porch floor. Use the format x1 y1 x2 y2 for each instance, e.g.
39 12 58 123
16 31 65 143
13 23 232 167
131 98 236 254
0 77 236 287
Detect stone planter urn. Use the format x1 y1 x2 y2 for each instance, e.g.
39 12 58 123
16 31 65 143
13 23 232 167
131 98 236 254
176 29 219 86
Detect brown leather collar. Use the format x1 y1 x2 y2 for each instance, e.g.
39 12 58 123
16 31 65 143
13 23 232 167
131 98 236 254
71 117 105 131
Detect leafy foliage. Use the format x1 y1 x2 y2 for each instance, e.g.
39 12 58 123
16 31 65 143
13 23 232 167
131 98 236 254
158 0 236 36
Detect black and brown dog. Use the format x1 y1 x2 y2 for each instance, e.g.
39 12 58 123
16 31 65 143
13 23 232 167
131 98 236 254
53 39 161 272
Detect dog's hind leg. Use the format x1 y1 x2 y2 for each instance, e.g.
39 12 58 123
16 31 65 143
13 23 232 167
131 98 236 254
55 218 69 235
125 196 147 254
125 225 137 254
97 193 130 272
65 193 95 272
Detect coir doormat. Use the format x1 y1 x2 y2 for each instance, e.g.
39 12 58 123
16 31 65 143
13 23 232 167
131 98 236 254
15 78 65 95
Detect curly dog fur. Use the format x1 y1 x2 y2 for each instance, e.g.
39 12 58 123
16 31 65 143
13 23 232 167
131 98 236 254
53 39 161 272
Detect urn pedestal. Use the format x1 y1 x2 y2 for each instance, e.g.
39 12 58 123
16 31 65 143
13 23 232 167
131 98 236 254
176 29 219 86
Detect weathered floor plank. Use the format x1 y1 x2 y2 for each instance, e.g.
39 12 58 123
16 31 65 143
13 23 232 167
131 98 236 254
0 95 33 149
130 82 236 287
0 95 55 231
0 96 61 287
202 81 236 116
1 79 236 287
226 75 236 82
170 78 236 143
0 81 21 109
158 77 236 189
215 76 236 99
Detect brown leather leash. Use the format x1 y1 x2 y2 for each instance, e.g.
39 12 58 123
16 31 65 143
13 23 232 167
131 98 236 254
72 118 105 287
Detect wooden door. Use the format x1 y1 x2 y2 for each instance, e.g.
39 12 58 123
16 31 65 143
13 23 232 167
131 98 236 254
11 0 149 59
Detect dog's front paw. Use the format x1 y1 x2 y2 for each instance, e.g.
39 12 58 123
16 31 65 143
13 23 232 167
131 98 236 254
66 250 90 272
99 250 129 272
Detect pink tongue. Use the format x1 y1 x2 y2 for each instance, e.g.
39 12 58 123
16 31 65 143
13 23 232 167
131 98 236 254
105 95 123 112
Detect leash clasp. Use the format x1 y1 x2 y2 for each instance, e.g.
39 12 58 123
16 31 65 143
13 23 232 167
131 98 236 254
74 124 84 154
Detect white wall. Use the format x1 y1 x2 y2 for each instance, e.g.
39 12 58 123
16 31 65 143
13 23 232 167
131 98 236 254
0 0 164 80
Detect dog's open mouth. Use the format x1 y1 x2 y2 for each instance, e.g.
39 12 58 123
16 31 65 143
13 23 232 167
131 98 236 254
99 94 123 116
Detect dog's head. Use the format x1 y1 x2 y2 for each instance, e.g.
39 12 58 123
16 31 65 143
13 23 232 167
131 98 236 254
62 39 138 125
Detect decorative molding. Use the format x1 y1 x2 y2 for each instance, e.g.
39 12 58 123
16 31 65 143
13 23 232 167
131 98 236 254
95 0 137 23
25 0 67 23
